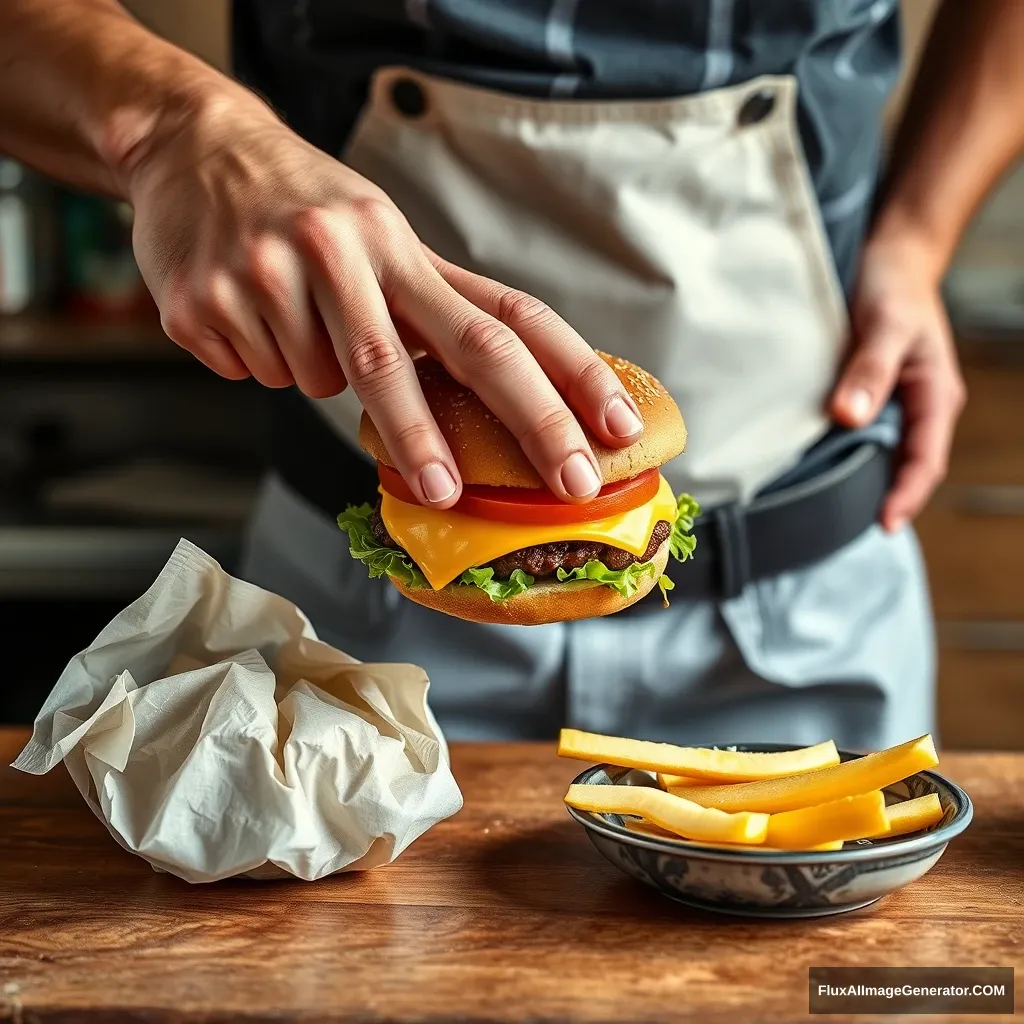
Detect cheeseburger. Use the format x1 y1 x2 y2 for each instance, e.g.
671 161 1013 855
338 351 698 625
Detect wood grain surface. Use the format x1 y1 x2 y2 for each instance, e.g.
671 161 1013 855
1 729 1021 1023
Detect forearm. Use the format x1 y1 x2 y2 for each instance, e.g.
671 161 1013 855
872 0 1024 280
0 0 264 196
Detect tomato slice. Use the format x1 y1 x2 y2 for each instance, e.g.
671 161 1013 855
377 462 661 525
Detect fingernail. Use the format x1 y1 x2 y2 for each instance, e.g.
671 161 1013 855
845 388 873 425
560 452 601 497
419 462 457 503
605 395 644 438
888 516 906 534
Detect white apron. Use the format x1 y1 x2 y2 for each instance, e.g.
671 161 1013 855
314 69 847 508
241 69 935 748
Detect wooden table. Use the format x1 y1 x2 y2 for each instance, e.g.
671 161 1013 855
1 729 1021 1022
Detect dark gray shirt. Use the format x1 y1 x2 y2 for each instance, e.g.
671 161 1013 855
233 0 902 294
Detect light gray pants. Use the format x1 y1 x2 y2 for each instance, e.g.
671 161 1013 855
240 474 936 749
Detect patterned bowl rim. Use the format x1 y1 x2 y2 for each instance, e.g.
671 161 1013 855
565 744 974 865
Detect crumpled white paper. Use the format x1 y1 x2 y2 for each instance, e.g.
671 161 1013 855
12 538 463 883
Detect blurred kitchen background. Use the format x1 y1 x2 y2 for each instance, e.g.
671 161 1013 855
1 1 1022 747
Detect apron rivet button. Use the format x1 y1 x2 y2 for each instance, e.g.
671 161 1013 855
391 78 427 118
738 89 775 126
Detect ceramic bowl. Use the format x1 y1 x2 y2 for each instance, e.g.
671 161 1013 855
566 743 973 919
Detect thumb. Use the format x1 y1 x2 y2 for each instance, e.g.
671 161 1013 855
831 324 908 428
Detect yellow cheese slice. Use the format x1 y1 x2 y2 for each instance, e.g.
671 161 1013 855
380 473 678 590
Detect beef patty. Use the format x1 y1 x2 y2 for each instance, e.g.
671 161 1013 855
370 501 671 580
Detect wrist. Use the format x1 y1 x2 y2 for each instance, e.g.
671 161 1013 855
98 73 276 201
865 204 954 290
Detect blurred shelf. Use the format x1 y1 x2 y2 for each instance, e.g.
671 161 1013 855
38 458 259 525
947 228 1024 353
0 313 185 363
0 526 240 598
918 347 1024 750
954 332 1024 369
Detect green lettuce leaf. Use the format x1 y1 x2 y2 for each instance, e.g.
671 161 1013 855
336 504 428 589
669 493 700 563
459 566 535 601
554 558 659 598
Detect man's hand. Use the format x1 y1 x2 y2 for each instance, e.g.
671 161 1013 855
0 1 643 513
830 234 966 533
830 0 1024 533
122 95 645 511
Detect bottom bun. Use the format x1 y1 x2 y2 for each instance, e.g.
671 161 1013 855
388 541 670 626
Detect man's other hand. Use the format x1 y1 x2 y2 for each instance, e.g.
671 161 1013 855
830 233 967 533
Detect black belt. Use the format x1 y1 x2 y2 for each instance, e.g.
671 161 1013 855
271 389 892 606
635 439 892 607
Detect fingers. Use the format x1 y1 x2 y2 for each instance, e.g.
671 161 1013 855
153 190 635 508
161 294 254 382
300 211 462 509
830 322 907 429
831 301 965 531
242 237 348 399
159 244 352 398
161 267 292 388
190 330 252 380
390 259 604 502
882 357 966 532
427 250 644 447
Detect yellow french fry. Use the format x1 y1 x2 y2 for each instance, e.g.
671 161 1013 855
765 791 890 850
626 793 942 849
558 728 839 782
656 773 707 789
623 817 843 851
565 784 768 845
622 817 701 840
668 735 938 813
869 793 943 839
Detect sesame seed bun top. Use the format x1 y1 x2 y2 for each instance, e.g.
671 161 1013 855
358 350 687 489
